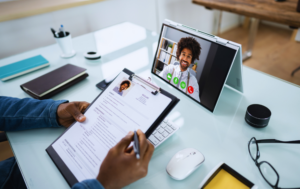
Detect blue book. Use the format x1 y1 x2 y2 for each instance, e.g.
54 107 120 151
0 55 49 81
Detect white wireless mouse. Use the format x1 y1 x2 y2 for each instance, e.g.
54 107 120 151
166 148 205 180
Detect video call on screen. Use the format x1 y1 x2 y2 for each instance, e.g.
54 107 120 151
152 25 237 112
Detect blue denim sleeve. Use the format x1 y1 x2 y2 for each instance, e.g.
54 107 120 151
0 96 68 131
72 179 105 189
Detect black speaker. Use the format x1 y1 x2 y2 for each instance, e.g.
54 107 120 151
245 104 271 128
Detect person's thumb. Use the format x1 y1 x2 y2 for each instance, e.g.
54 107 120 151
116 131 134 150
69 103 86 122
76 113 86 122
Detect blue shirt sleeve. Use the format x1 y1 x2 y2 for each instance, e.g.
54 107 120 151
72 179 105 189
0 96 68 131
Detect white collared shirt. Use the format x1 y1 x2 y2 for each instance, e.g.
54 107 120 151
159 64 200 102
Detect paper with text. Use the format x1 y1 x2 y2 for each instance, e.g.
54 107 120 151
52 71 172 182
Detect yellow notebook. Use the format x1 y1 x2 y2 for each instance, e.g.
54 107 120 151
204 169 250 189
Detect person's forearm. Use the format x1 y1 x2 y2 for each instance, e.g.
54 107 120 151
72 179 105 189
0 96 67 131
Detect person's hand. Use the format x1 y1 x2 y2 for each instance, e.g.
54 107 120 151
97 129 154 189
57 101 90 127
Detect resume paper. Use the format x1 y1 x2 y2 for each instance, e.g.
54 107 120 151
52 71 171 182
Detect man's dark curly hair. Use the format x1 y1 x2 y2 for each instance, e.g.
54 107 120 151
176 37 201 63
120 80 131 89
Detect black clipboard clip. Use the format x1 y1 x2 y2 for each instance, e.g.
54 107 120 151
129 74 160 95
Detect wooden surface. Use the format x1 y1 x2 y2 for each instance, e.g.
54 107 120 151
0 141 14 161
193 0 300 27
219 23 300 86
0 131 14 161
0 0 105 22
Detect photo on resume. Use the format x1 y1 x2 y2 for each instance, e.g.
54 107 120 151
113 77 135 97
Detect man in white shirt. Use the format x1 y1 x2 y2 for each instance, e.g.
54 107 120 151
159 37 201 102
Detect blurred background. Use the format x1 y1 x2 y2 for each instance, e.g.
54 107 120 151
0 0 299 84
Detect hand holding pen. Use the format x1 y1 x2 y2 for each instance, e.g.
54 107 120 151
97 130 154 189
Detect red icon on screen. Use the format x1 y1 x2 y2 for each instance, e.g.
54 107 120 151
188 86 194 94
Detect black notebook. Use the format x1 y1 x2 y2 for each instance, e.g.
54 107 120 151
46 68 179 187
20 64 88 100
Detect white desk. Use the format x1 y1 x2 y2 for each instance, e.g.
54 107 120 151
1 22 300 189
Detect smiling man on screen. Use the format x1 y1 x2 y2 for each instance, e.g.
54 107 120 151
159 37 201 102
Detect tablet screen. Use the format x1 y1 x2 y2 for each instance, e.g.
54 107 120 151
151 24 237 112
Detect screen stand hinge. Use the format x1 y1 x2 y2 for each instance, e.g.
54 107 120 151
215 37 228 45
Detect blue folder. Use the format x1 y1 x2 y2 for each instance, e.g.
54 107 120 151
0 55 49 81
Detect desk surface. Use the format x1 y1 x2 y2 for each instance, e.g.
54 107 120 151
192 0 300 27
0 0 105 22
1 22 300 189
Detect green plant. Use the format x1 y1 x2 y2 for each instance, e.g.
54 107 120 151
168 44 173 48
194 62 198 65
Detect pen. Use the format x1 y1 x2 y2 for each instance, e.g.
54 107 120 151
57 31 63 38
50 28 57 37
60 25 66 37
58 28 63 37
133 130 140 159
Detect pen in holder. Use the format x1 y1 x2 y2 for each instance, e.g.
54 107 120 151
55 32 76 58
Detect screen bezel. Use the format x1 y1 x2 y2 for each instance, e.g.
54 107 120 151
151 23 238 112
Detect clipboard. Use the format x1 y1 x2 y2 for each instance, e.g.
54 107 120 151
46 68 180 187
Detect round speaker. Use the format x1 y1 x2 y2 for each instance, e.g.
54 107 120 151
245 104 271 128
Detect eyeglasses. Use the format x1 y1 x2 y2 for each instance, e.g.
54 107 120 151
248 137 300 189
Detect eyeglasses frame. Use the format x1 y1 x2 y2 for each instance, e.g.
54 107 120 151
248 137 300 189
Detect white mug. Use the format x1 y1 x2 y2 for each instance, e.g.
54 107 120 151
55 32 76 58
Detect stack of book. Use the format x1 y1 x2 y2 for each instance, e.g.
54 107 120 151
173 44 177 55
160 51 167 62
170 56 177 65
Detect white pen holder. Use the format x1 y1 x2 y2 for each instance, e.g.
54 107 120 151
55 32 76 58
